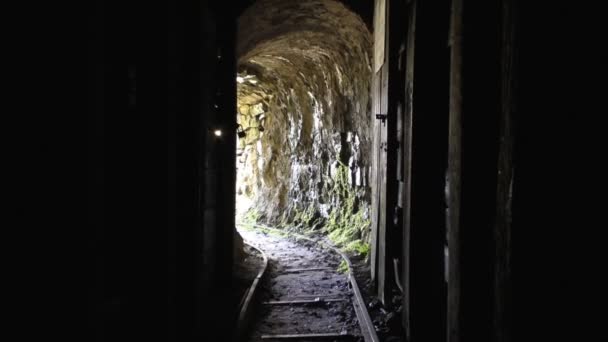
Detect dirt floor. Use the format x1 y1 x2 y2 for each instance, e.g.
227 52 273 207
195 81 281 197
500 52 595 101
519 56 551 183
239 228 362 342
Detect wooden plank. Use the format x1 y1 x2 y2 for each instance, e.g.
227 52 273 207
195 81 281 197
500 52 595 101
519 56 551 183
276 294 344 300
377 0 394 306
406 0 452 339
377 92 388 305
263 298 347 305
402 2 416 339
493 1 516 340
280 267 333 273
373 0 386 73
371 0 390 289
447 1 463 342
261 333 354 340
369 51 381 283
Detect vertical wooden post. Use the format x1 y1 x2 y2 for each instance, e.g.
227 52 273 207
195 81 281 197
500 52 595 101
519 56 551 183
448 1 502 341
401 1 416 338
370 0 386 286
403 0 451 340
371 0 395 306
493 1 516 341
447 0 463 341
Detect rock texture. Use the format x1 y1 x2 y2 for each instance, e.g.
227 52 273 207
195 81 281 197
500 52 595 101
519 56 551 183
236 0 372 245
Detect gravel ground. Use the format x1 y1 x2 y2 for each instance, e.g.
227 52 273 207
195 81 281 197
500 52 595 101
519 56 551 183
239 228 362 342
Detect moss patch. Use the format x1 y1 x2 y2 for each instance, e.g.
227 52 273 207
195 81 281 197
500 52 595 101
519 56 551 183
337 259 349 274
323 162 370 258
239 162 370 260
344 240 370 257
242 208 261 225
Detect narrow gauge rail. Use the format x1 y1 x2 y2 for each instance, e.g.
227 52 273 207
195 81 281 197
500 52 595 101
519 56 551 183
235 223 379 342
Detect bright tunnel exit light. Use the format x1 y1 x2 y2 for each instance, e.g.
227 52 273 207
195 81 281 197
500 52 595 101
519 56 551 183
214 129 222 137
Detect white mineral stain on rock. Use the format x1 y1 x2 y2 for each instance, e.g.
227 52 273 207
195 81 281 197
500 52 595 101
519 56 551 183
235 0 373 235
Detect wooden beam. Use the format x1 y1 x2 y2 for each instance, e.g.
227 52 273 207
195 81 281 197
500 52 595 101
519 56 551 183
280 267 333 273
261 333 355 340
447 0 463 340
263 298 347 305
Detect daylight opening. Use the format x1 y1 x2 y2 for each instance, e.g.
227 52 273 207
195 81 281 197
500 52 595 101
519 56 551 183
235 0 372 258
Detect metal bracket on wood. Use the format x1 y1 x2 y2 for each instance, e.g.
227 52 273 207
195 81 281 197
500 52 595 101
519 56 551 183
375 113 388 124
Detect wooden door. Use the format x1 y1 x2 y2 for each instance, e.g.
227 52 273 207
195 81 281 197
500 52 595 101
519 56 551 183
370 0 388 301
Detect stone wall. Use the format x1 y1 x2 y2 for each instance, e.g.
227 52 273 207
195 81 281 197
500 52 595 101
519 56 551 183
235 0 372 246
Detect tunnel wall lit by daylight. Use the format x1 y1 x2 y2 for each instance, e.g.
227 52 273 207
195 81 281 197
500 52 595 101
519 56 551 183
235 0 372 249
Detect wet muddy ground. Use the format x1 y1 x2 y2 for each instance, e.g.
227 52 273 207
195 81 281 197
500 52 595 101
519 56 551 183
239 228 362 342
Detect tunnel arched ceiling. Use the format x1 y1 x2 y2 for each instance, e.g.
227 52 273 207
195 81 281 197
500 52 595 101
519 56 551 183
236 0 372 244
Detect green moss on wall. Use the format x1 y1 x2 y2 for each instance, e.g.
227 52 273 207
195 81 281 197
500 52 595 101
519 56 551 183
241 208 260 226
239 161 370 260
323 161 370 259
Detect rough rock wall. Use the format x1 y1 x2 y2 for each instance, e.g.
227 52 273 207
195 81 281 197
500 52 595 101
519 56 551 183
236 0 372 244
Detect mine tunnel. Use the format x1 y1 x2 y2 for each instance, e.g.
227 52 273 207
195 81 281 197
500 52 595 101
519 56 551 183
232 2 379 340
89 0 608 341
234 0 373 252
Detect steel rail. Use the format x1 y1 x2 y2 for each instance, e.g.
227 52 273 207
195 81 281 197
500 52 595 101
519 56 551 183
234 240 269 342
236 222 380 342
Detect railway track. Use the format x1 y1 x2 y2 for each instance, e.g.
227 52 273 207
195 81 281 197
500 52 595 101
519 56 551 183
235 223 379 342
